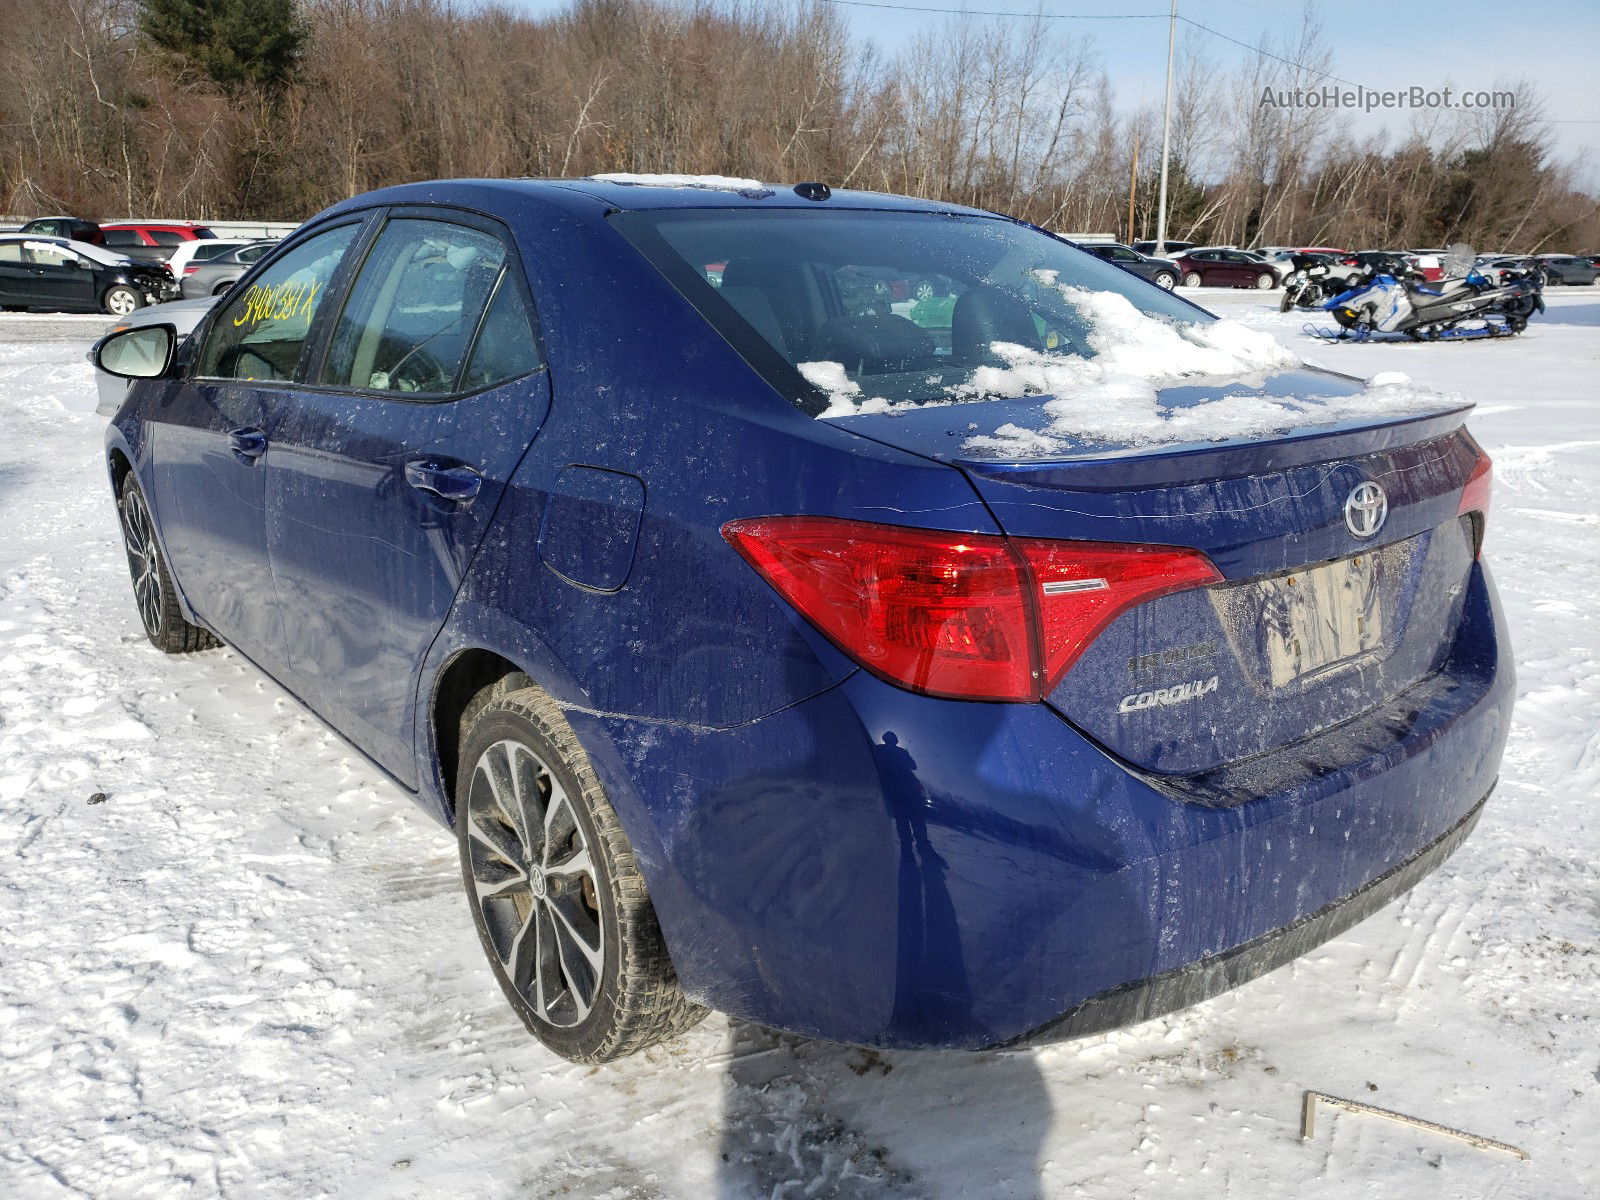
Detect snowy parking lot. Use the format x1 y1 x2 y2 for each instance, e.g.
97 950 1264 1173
1 291 1596 1199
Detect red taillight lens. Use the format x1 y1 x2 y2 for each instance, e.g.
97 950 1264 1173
183 265 200 275
1017 539 1223 692
723 517 1221 702
1457 451 1493 556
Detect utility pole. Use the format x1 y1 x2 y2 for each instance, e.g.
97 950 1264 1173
1127 132 1140 245
1154 0 1177 257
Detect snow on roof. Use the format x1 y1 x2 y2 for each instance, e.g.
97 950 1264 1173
587 172 768 193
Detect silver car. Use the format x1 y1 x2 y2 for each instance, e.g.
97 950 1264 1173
91 296 215 413
180 239 277 299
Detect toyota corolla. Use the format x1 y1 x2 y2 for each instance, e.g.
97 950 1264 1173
95 177 1511 1062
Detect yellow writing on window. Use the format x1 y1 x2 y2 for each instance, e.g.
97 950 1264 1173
232 276 322 328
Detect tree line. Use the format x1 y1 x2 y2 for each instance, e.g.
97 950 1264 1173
3 0 1595 253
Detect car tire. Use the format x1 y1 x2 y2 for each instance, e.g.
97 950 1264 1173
103 285 143 317
1183 271 1202 287
1255 272 1274 289
117 478 219 654
913 279 937 301
456 686 706 1063
1154 272 1176 290
212 282 234 296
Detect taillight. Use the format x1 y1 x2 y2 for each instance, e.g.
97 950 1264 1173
1457 451 1493 556
183 265 200 275
722 516 1220 702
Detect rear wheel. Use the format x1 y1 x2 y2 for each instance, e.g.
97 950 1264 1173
117 478 219 653
1183 271 1202 288
212 282 233 296
456 686 705 1062
1255 272 1274 289
103 286 142 317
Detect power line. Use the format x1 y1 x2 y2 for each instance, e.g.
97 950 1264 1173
1176 15 1356 88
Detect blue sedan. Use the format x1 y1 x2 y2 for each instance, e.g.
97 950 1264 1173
94 178 1511 1062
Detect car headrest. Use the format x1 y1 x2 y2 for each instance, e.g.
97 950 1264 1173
810 314 935 375
952 286 1042 365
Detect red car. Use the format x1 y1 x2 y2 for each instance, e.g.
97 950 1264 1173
100 222 216 256
1174 249 1279 289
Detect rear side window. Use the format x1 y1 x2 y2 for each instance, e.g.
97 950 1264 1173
459 277 543 390
103 229 142 247
239 244 272 263
0 242 21 263
319 218 512 395
197 224 359 382
150 230 186 246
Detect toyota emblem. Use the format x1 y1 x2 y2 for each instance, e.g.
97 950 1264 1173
1345 481 1388 539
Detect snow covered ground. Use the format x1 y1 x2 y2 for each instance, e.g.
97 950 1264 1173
1 291 1596 1200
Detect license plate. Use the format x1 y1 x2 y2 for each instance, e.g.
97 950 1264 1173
1255 554 1383 687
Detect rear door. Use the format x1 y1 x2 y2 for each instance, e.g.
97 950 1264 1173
262 208 551 783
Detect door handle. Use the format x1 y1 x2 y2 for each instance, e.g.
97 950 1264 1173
404 458 482 503
228 427 267 461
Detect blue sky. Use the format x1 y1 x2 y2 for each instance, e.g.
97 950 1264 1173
499 0 1600 185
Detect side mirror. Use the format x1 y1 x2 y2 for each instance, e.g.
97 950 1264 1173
95 324 177 379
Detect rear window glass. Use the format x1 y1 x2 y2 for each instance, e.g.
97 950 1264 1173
613 209 1210 415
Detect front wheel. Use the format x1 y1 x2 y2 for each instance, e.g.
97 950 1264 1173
456 686 705 1062
103 285 143 317
1183 271 1202 288
118 479 219 653
1154 271 1176 290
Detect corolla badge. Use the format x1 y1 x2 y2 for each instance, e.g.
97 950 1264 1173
1344 481 1388 539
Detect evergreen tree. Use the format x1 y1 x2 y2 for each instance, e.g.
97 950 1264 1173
138 0 305 95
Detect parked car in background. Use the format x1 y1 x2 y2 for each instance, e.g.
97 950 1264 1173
100 221 216 254
90 294 217 413
1533 254 1599 286
166 237 269 281
1174 248 1280 288
1405 250 1446 282
179 239 277 298
18 216 105 245
0 234 176 315
1081 242 1179 289
93 176 1510 1065
1475 256 1540 285
1131 238 1195 259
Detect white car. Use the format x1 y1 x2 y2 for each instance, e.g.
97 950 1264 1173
163 238 264 281
90 295 216 414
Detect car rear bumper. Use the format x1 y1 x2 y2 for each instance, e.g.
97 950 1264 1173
1005 785 1488 1046
573 561 1511 1049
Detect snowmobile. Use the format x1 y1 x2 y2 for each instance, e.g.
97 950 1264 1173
1306 244 1543 343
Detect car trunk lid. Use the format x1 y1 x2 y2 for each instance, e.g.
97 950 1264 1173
827 370 1484 774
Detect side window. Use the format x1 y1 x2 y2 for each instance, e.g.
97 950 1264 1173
197 223 359 383
460 277 543 391
150 230 186 247
0 242 24 263
320 218 508 394
103 229 143 247
239 244 272 263
24 242 78 268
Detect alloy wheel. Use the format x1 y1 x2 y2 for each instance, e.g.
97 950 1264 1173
120 488 164 636
464 738 606 1029
106 288 138 316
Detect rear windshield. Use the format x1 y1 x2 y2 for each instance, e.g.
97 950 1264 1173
613 208 1211 416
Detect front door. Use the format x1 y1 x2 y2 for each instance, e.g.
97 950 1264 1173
263 211 550 783
149 220 366 667
23 242 97 308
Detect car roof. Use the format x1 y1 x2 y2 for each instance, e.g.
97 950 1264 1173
310 176 1002 225
102 220 210 229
